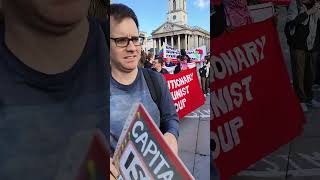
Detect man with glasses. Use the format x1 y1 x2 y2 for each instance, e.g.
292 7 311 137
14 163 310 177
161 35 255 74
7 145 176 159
109 3 179 179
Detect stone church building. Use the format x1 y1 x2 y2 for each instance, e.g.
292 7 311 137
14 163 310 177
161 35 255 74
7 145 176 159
151 0 210 55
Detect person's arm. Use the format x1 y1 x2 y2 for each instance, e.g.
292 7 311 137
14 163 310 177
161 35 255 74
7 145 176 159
157 74 180 154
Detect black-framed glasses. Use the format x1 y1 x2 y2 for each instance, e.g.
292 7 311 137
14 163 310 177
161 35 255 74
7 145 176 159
110 36 144 47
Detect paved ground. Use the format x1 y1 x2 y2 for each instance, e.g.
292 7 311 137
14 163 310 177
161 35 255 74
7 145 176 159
178 95 211 180
231 7 320 180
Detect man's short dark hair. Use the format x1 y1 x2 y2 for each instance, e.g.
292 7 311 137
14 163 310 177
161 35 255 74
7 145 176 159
155 57 164 66
110 3 139 29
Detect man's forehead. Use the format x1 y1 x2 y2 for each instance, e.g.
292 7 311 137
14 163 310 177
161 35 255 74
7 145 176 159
110 16 138 35
110 16 136 27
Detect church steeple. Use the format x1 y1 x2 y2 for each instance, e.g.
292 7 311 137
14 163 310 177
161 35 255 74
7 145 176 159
167 0 187 25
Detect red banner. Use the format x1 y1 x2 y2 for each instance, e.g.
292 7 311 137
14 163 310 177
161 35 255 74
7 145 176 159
210 18 304 179
163 68 205 119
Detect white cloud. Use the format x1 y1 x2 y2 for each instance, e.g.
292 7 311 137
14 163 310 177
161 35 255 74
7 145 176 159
193 0 210 9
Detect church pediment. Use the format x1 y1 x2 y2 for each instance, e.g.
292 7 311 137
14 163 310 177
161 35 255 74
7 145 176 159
152 22 188 35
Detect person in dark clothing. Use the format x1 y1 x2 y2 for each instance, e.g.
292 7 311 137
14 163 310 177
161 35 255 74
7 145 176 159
165 57 175 67
212 0 227 38
0 0 108 179
144 52 154 68
199 63 208 94
152 57 169 74
285 0 320 111
174 55 182 74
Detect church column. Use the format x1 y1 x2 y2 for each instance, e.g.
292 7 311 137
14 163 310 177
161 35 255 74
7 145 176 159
187 35 190 49
171 36 174 47
204 37 207 48
165 36 167 45
178 34 181 50
197 35 199 47
191 35 194 48
158 38 161 53
153 39 155 55
184 34 187 50
202 36 204 46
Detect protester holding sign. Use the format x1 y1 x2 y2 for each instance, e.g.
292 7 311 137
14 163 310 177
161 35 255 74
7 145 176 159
109 4 179 179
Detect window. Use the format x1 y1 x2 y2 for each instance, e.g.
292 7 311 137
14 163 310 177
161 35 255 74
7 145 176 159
173 0 176 10
173 15 176 20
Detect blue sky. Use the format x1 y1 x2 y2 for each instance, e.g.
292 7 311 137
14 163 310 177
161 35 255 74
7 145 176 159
112 0 210 36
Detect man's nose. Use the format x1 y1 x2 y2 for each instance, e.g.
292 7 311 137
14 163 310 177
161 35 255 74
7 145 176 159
126 40 136 51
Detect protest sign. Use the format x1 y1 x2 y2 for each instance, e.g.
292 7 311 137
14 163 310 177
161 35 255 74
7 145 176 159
113 104 194 180
163 65 177 74
160 43 181 62
210 18 304 179
163 68 205 119
186 46 207 63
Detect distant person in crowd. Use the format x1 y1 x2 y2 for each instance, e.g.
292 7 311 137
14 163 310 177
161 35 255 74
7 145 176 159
205 59 211 95
212 0 227 37
152 57 169 74
186 55 192 63
285 0 320 112
139 50 146 68
180 55 189 71
174 55 182 74
110 4 179 179
199 59 211 96
165 57 175 67
144 52 154 68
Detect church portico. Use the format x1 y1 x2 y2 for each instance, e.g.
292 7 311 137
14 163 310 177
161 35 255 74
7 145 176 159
152 0 209 55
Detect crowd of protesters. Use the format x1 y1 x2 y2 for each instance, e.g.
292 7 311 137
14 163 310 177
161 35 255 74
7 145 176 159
138 50 211 96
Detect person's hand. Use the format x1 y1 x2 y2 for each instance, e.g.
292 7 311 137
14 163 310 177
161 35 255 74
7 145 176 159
163 132 178 155
110 158 119 180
